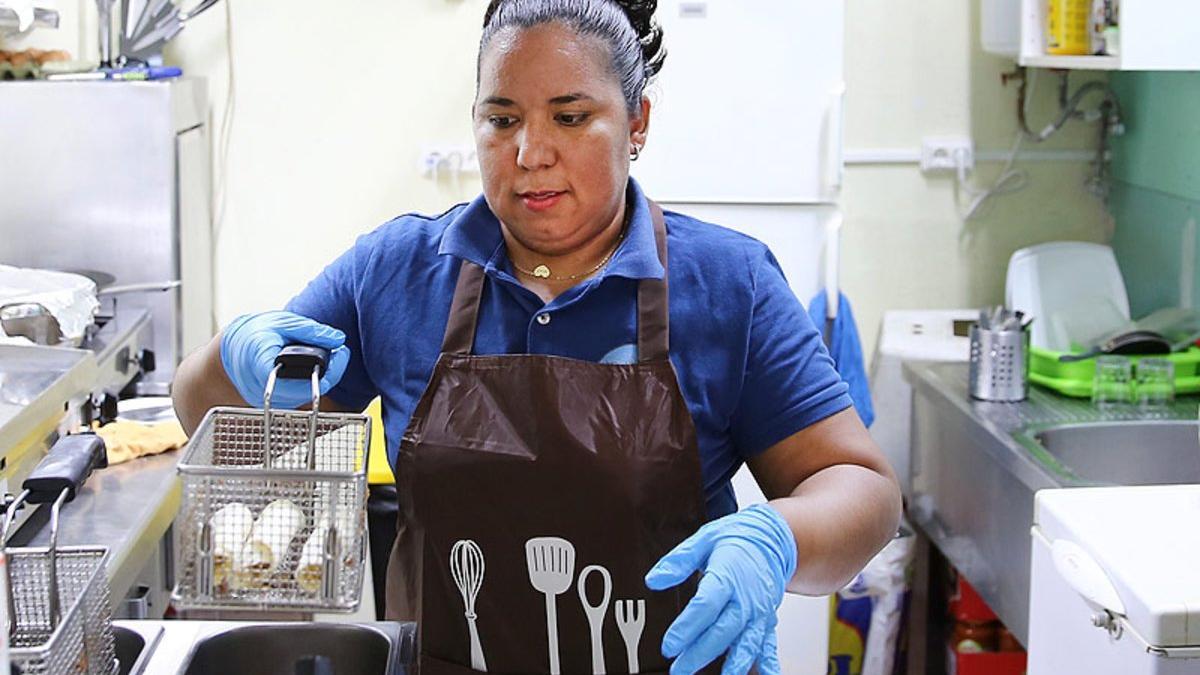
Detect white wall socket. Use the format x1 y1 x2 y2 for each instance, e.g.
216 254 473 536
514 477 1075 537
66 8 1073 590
419 145 480 179
920 137 974 173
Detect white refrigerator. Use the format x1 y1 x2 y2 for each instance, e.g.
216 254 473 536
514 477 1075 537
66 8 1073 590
632 2 846 673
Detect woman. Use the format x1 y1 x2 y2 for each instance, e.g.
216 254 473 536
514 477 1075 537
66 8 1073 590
173 1 901 673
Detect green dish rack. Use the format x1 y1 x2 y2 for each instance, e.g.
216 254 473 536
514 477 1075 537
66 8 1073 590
1029 346 1200 397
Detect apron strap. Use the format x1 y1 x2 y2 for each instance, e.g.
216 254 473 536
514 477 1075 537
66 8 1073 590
440 259 487 355
638 201 670 363
439 197 670 360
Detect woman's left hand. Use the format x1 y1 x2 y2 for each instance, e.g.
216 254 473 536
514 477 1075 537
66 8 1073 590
645 504 798 675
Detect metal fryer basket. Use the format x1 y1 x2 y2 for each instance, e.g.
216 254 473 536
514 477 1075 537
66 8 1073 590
172 404 371 612
5 490 117 675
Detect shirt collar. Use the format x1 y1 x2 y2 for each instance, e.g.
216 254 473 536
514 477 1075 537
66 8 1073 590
438 177 665 281
604 178 665 281
438 195 506 269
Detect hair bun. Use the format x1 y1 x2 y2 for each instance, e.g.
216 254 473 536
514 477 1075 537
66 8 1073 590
482 0 667 81
612 0 666 78
611 0 655 36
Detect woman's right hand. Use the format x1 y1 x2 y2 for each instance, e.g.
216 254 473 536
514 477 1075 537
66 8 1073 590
219 311 351 409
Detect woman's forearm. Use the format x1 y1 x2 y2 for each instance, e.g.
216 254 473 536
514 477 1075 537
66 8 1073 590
172 332 244 435
770 464 902 595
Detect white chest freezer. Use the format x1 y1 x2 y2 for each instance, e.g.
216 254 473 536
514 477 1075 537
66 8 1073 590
1028 485 1200 674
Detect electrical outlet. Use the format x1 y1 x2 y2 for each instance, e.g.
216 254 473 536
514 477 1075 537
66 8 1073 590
418 145 480 179
920 137 974 173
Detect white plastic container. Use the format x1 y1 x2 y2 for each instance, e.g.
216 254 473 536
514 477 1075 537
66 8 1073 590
1005 241 1131 352
981 0 1022 57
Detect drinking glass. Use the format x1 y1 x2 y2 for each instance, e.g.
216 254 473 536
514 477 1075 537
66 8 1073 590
1134 357 1175 411
1092 355 1132 409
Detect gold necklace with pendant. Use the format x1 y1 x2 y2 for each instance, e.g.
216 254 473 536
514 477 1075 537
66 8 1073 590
510 217 629 282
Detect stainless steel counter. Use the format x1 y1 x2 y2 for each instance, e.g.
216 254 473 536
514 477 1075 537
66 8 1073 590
0 345 96 450
1 308 157 540
11 448 181 610
903 361 1198 645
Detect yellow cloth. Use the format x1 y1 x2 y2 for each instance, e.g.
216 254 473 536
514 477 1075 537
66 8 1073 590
93 419 189 465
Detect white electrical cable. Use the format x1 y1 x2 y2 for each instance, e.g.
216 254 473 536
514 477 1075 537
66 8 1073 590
955 132 1029 221
211 0 235 325
954 70 1038 221
211 0 234 240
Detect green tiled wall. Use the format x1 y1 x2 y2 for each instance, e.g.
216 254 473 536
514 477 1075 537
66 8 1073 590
1109 72 1200 316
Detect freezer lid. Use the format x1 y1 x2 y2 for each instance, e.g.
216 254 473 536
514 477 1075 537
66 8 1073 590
1034 485 1200 648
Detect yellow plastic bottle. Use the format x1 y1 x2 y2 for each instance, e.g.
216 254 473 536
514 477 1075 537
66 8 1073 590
1046 0 1091 55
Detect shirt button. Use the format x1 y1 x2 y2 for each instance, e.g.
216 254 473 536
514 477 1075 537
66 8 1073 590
536 313 552 326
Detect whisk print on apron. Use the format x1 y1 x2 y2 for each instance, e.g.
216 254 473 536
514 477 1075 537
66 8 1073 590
384 196 723 675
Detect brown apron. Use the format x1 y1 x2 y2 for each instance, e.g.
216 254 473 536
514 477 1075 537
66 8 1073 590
386 201 717 675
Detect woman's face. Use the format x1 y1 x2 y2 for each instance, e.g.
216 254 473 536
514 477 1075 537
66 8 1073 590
474 22 649 257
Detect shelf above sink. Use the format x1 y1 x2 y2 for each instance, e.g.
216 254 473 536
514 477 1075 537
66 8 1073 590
0 5 60 32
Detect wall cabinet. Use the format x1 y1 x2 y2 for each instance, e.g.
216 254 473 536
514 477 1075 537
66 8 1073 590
983 0 1200 71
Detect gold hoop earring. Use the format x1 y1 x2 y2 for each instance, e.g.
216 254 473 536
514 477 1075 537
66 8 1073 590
630 145 642 161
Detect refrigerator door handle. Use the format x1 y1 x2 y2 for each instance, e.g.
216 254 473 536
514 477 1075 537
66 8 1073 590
822 83 846 200
823 211 842 324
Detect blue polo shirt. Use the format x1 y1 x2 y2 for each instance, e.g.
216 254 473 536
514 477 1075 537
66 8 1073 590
286 179 852 518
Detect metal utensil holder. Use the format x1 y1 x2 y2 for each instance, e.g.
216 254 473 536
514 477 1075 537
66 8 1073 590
3 488 117 675
172 347 371 612
969 324 1031 401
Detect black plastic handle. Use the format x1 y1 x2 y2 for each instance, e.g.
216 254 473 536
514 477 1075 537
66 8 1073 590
275 345 330 380
23 433 108 504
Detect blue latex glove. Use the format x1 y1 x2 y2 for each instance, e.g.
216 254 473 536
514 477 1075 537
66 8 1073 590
645 504 798 675
219 311 351 409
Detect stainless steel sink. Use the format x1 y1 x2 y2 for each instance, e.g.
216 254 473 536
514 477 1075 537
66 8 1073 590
1023 420 1200 486
180 622 417 675
905 362 1200 646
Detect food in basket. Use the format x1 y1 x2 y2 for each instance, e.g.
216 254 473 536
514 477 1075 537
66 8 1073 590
233 499 305 589
229 424 355 471
209 502 254 591
266 424 360 471
294 511 360 593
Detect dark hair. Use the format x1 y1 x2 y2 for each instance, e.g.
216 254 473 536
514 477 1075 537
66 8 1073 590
479 0 665 115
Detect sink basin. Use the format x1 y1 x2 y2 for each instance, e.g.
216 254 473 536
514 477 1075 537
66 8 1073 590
113 626 144 675
181 623 415 675
113 624 162 675
1026 420 1200 486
